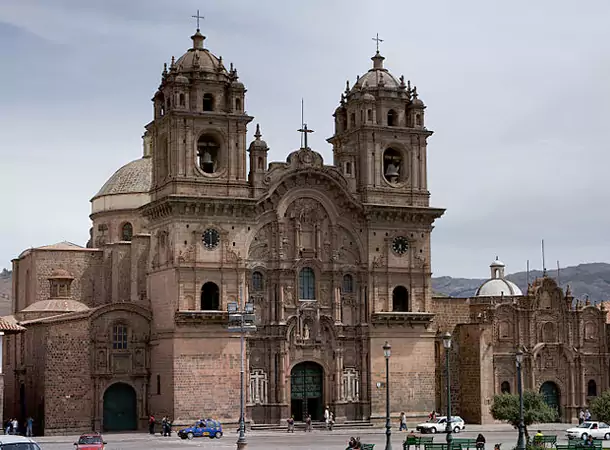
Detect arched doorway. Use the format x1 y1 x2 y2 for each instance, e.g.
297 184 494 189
291 362 324 421
392 286 409 312
540 381 560 418
103 383 137 431
201 282 220 310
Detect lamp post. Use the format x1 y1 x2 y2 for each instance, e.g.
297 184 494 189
383 341 392 450
442 332 453 449
227 300 257 450
516 349 525 450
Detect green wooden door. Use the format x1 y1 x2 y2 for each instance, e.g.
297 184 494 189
540 381 560 419
291 362 323 421
103 383 138 431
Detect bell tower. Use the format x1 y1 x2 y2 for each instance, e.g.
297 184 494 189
327 48 432 207
148 26 253 200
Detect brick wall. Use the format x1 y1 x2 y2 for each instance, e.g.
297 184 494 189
431 297 471 333
44 319 93 434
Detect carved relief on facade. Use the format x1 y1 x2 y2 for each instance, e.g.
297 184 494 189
178 244 195 263
584 322 597 341
286 197 330 258
249 369 268 405
541 322 556 343
496 320 511 340
341 368 360 402
249 223 272 261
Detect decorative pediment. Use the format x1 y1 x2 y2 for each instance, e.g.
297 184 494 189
286 147 324 170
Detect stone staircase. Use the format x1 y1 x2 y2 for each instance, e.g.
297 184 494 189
251 420 375 431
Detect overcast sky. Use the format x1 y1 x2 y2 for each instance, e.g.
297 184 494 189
1 0 609 278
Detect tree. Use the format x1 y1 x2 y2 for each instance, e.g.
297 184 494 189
590 390 610 423
490 391 559 439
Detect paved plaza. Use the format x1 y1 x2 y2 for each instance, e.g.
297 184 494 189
33 424 574 450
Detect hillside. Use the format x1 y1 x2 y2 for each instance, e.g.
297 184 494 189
432 262 610 302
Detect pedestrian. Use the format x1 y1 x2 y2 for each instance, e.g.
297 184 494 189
4 419 10 435
148 415 156 434
305 414 312 432
25 417 33 437
329 412 334 431
162 416 168 436
287 416 295 433
11 418 18 435
399 411 407 431
476 433 486 450
324 406 330 430
579 409 585 425
585 409 592 421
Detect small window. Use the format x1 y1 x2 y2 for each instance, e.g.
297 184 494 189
203 93 214 111
588 379 597 397
345 162 352 175
342 274 353 293
50 280 71 298
235 98 242 112
257 157 264 170
112 324 128 350
367 109 372 122
501 381 511 394
299 268 315 300
252 272 263 291
179 93 185 107
121 222 133 241
416 114 422 126
350 113 356 128
157 375 161 395
387 109 397 126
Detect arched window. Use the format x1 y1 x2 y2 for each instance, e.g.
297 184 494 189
345 161 352 175
252 272 263 291
179 93 185 107
350 113 356 128
392 286 409 312
235 98 242 112
121 222 133 241
158 135 169 179
501 381 511 394
415 114 422 127
203 93 215 111
201 282 220 310
112 324 128 350
197 134 220 173
257 157 264 170
588 379 597 397
342 274 353 293
367 109 372 122
299 268 315 300
387 109 397 126
383 148 402 184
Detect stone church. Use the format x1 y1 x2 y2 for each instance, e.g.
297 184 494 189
4 27 445 434
432 259 610 425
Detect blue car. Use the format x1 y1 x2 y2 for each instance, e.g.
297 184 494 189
178 419 223 439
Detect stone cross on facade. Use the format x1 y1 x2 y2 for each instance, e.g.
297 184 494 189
372 33 384 53
298 124 314 149
191 9 204 30
250 369 268 404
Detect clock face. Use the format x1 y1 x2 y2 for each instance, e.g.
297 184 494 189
202 228 220 250
392 236 409 255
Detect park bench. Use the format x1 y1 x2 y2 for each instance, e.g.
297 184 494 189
556 445 570 450
425 443 449 450
404 436 434 450
451 438 477 450
346 444 375 450
533 435 557 448
567 442 602 450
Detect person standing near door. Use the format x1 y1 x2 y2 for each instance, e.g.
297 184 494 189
324 406 330 430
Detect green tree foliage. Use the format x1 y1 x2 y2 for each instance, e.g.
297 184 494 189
490 391 559 437
590 390 610 423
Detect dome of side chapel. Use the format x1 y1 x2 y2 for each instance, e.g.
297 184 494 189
93 157 152 199
475 257 523 297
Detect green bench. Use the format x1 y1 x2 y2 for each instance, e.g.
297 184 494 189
533 435 557 448
346 444 374 450
567 442 602 450
404 436 434 450
451 439 477 450
425 444 449 450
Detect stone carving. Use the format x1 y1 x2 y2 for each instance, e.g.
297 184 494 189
178 244 195 263
224 240 241 264
372 243 387 268
283 284 294 305
320 282 330 305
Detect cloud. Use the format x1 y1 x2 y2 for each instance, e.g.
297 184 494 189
1 0 610 278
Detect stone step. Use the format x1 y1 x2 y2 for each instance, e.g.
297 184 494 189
251 421 375 431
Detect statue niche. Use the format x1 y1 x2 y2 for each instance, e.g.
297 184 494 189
288 198 329 259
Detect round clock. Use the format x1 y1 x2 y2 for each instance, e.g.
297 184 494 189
202 228 220 250
392 236 409 255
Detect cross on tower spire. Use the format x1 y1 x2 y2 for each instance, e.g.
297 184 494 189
191 9 204 30
298 124 314 149
372 33 384 53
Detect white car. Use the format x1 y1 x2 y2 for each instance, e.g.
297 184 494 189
566 421 610 440
416 416 466 434
0 435 42 450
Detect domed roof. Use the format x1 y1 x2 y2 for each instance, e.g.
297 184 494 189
475 279 523 297
94 157 152 198
248 124 268 151
351 52 402 93
174 30 228 75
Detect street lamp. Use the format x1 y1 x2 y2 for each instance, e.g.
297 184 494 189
442 332 453 449
227 299 257 450
383 341 392 450
516 349 525 450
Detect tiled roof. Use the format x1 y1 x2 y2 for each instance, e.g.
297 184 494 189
36 241 84 251
0 316 25 333
93 157 152 198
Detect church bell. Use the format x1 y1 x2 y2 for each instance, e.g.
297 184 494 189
202 152 213 165
385 163 399 181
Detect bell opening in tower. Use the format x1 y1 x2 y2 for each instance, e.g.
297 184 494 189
383 148 402 184
197 135 220 174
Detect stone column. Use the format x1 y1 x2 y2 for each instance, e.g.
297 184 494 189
333 284 341 324
279 347 287 404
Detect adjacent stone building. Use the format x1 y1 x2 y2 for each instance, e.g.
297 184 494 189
433 259 610 425
5 27 445 434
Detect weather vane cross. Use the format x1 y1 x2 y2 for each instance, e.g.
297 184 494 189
192 9 204 30
372 33 384 53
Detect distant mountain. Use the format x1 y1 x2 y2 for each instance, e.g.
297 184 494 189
432 263 610 303
0 269 11 316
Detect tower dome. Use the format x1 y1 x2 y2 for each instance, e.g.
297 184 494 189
173 29 228 76
350 52 404 93
475 257 523 297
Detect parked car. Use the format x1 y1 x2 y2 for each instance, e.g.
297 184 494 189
0 435 41 450
566 421 610 440
74 433 107 450
178 419 223 439
416 416 466 434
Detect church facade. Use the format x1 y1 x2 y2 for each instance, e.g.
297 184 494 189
4 27 445 434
